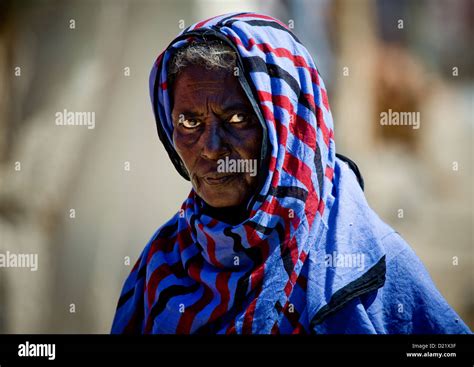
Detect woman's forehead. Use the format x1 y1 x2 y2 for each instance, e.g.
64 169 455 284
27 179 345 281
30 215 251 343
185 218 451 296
171 66 248 108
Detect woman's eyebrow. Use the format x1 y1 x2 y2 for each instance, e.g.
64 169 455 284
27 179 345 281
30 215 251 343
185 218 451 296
174 103 251 118
173 110 205 118
220 102 252 112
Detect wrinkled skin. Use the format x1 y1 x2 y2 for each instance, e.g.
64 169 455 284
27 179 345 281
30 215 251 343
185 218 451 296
171 65 263 223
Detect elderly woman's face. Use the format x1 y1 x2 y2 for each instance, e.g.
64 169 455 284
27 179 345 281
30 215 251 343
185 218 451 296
171 65 263 208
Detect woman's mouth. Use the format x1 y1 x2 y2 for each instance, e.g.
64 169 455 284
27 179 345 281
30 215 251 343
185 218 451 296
202 173 237 186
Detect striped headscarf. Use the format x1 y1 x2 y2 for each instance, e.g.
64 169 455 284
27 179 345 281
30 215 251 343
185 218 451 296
111 12 385 334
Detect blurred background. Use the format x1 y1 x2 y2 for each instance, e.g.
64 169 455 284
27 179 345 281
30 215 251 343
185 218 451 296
0 0 472 333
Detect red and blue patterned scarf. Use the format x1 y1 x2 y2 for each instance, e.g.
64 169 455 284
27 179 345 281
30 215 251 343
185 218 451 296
111 12 384 334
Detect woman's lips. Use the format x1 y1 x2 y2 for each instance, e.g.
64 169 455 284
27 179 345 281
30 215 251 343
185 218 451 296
202 174 237 186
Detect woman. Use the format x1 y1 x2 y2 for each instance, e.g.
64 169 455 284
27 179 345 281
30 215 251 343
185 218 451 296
111 12 470 334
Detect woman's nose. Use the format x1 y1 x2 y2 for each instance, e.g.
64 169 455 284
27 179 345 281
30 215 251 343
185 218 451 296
200 120 230 161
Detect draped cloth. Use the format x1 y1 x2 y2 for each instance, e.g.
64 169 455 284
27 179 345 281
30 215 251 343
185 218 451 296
111 12 471 334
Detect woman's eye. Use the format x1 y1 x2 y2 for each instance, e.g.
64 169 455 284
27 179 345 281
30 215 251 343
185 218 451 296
228 113 247 124
180 119 201 129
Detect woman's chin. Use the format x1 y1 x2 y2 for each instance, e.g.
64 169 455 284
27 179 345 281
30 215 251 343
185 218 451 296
198 188 247 208
201 195 243 208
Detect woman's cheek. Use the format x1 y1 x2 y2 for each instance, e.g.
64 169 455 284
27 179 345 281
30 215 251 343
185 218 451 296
174 130 199 155
173 137 190 170
241 129 262 158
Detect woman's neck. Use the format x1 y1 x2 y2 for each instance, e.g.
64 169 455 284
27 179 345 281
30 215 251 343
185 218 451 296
202 203 250 225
